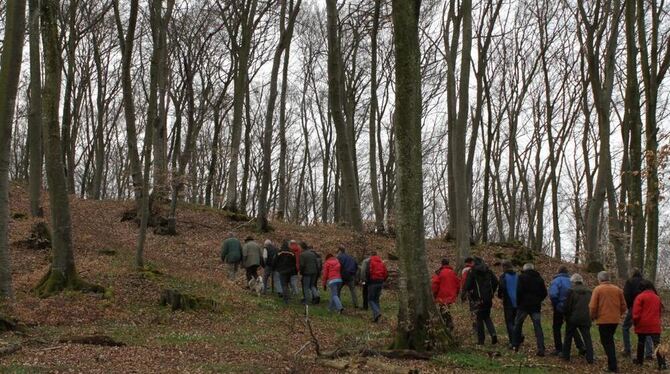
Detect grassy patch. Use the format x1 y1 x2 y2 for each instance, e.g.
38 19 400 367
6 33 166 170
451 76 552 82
155 330 219 346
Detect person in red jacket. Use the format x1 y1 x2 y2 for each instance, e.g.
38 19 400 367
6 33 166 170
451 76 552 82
432 259 460 305
321 254 344 313
632 280 667 370
366 252 388 323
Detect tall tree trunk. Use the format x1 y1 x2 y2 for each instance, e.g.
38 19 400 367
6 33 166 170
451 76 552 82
276 22 292 221
258 0 301 232
369 0 384 233
35 0 101 296
28 0 43 217
61 0 78 194
326 0 363 233
391 0 454 351
0 0 27 298
623 0 644 271
113 0 142 202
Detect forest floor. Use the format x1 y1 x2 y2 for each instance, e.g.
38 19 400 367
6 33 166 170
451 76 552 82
0 184 663 373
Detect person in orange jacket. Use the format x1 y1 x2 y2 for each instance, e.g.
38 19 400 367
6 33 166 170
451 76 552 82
632 279 667 370
589 271 627 373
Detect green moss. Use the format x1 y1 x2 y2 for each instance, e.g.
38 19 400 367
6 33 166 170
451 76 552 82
33 268 105 298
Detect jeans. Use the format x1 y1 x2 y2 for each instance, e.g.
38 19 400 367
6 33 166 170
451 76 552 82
636 333 667 369
328 280 343 312
290 274 300 295
623 308 653 356
503 307 517 344
337 276 358 308
562 324 593 363
279 273 292 304
475 308 497 344
273 271 283 294
226 262 239 280
599 324 618 372
513 310 545 353
368 282 383 319
245 265 259 282
301 274 319 303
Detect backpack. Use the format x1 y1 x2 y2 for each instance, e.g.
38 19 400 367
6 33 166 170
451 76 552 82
504 272 518 308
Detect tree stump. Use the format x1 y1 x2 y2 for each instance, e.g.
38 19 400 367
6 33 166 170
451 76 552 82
23 222 51 250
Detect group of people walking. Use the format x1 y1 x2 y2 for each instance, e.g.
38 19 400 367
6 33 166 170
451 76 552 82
220 233 389 322
431 257 667 372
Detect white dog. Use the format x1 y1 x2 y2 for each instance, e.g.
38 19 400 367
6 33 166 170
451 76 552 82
248 276 263 296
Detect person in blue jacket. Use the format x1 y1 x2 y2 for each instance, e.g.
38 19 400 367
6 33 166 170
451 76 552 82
549 266 584 356
498 261 519 347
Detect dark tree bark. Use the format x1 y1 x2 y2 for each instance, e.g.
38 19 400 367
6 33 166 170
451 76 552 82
391 0 454 351
0 0 27 298
28 0 43 217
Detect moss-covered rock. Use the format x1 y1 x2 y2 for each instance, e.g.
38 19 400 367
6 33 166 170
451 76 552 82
159 289 221 312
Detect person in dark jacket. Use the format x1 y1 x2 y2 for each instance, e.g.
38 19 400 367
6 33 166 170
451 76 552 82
274 241 298 304
220 233 242 280
358 255 371 310
622 268 653 358
632 280 667 370
548 266 574 355
464 257 499 345
561 274 593 364
336 246 359 308
262 239 281 295
498 261 519 347
512 263 547 356
300 244 320 304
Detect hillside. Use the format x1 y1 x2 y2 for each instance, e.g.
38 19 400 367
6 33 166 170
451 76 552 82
0 185 653 373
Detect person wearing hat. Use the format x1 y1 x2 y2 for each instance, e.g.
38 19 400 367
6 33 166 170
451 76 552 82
561 273 593 364
242 236 262 282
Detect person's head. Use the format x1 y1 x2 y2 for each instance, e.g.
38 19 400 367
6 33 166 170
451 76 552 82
474 257 484 265
227 232 235 238
245 236 254 242
630 267 642 278
441 258 450 266
597 271 610 283
337 245 346 254
523 263 535 271
639 279 655 292
570 273 584 285
464 257 474 265
557 265 568 274
502 260 513 272
281 240 290 251
264 239 272 246
369 251 377 257
325 253 334 260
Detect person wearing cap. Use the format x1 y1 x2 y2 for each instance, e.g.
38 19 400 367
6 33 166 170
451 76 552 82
220 232 242 280
590 271 627 373
242 236 262 282
561 273 593 364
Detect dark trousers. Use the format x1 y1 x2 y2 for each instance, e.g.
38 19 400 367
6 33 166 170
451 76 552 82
598 324 618 372
513 310 545 353
245 265 259 282
553 311 585 353
279 273 292 304
503 307 517 343
562 324 593 363
623 308 653 356
636 334 667 369
475 308 497 344
362 283 368 310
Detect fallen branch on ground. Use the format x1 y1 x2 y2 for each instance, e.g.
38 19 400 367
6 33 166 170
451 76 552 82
59 335 125 347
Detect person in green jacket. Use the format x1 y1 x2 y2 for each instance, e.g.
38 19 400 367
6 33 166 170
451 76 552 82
221 232 242 280
242 236 262 282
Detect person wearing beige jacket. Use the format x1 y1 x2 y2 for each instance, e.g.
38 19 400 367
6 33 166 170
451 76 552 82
589 271 627 373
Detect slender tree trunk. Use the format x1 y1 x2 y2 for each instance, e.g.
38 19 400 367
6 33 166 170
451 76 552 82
113 0 142 202
28 0 43 217
276 22 292 221
326 0 363 233
369 0 384 233
0 0 27 298
391 0 454 351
